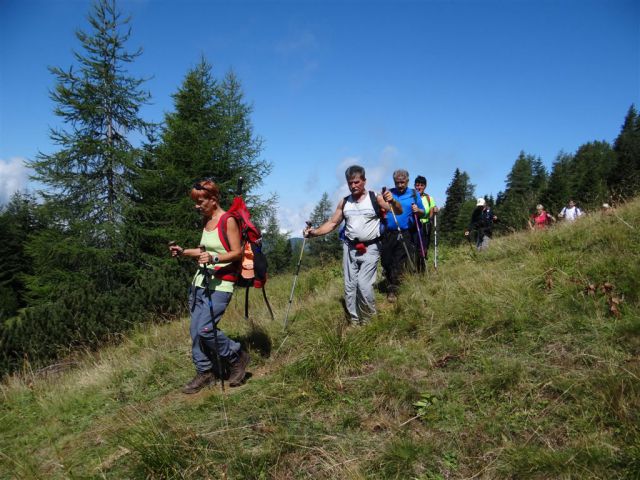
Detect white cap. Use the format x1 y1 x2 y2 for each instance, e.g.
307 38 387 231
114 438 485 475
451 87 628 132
476 198 486 207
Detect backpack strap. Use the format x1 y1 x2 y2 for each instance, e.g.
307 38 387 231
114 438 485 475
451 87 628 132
217 212 232 252
213 212 240 283
369 191 382 218
341 195 350 216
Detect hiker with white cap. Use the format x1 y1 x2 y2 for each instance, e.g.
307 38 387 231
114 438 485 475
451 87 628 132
464 197 497 251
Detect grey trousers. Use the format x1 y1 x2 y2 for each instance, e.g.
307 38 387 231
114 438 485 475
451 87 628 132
343 241 380 324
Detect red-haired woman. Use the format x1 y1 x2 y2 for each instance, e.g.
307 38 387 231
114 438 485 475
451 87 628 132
169 179 250 393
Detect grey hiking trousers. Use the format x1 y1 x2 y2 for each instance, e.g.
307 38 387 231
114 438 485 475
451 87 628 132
343 241 380 324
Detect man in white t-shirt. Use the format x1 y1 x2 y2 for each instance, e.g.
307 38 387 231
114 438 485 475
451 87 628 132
559 199 583 222
304 165 395 325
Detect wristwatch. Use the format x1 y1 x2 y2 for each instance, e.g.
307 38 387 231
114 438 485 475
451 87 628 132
212 254 220 264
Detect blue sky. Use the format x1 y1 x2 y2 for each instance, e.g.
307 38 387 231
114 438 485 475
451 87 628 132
1 0 638 233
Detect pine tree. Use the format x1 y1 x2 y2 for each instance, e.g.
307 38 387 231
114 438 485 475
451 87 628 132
262 205 292 274
571 141 615 209
128 58 222 255
440 168 475 243
215 71 270 209
541 152 573 215
498 151 546 230
0 193 41 321
610 104 640 199
308 192 341 262
127 60 271 257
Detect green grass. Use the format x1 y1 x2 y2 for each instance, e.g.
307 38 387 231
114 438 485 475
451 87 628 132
1 200 639 479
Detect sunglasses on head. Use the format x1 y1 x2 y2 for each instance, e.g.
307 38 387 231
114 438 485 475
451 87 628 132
193 178 215 193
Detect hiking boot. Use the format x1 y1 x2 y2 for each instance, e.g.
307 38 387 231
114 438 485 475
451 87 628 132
228 350 250 387
182 371 216 394
387 292 397 303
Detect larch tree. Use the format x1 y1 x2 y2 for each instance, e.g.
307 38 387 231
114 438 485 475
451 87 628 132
28 0 151 241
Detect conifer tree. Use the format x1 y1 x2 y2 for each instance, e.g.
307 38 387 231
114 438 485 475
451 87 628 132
215 71 269 207
308 192 341 262
27 0 151 237
2 0 158 374
541 152 573 214
262 205 292 274
610 104 640 199
440 168 475 243
498 151 546 230
23 0 151 302
571 141 615 209
128 60 271 256
0 193 41 321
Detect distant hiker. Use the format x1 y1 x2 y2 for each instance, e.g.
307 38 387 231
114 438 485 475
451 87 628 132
528 204 556 230
381 169 425 302
558 199 583 222
413 175 438 271
169 179 250 394
464 198 497 251
304 165 394 326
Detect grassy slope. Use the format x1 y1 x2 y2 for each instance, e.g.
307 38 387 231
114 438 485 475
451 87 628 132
1 200 639 479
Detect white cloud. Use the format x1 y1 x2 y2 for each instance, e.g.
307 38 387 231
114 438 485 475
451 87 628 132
279 200 316 237
279 146 400 235
0 157 29 204
330 146 399 200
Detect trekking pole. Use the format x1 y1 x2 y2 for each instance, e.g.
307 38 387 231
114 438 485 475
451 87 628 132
433 213 438 271
412 207 426 270
199 244 225 392
465 231 476 256
383 187 416 271
283 221 312 331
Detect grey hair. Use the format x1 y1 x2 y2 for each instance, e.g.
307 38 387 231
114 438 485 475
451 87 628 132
345 165 366 180
393 169 409 181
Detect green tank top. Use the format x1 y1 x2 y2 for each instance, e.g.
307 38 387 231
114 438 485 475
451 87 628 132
192 228 235 293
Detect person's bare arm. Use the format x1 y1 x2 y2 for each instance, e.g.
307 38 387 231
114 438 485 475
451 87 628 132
305 201 345 237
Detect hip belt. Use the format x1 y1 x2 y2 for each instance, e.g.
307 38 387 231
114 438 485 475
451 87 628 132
345 237 380 247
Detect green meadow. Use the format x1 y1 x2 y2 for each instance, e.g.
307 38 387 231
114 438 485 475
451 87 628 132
2 200 639 479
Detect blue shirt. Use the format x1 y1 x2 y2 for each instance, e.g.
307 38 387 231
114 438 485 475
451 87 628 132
386 188 425 230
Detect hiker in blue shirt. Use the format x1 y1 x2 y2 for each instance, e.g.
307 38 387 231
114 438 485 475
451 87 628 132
381 169 425 302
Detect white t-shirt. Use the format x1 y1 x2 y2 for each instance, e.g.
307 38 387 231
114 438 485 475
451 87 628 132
561 206 582 221
343 192 380 242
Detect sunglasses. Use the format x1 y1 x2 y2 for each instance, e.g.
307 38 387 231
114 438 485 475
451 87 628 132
193 178 216 193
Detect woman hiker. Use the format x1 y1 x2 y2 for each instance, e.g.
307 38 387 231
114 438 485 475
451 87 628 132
528 204 556 230
169 179 250 394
